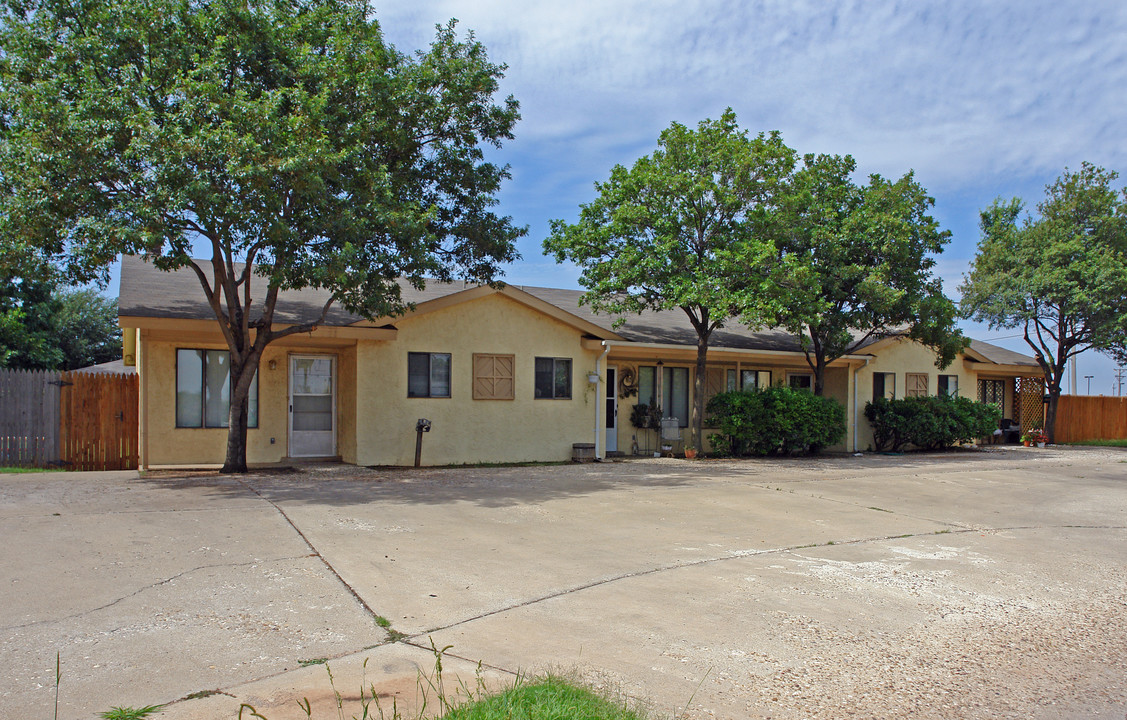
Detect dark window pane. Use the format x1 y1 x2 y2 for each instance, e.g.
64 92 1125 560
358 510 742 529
535 357 554 398
554 359 571 398
741 369 757 390
408 353 430 397
638 366 655 406
663 367 689 427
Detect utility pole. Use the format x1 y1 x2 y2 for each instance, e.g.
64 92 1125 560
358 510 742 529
1084 375 1093 395
1116 368 1126 397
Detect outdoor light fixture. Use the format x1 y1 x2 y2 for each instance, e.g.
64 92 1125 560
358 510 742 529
268 359 277 371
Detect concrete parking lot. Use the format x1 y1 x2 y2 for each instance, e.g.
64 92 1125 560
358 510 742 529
2 446 1125 719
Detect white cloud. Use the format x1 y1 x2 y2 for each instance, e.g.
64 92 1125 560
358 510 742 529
375 0 1127 190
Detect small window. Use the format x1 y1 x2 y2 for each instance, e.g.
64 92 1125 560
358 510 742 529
741 370 772 390
473 354 514 400
408 352 451 398
938 375 959 397
176 349 258 428
788 373 813 392
906 373 929 398
873 372 895 402
535 357 572 399
726 369 737 392
662 367 690 427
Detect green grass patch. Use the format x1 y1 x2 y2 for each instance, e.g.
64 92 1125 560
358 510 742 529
297 658 328 667
0 466 64 473
1062 438 1127 448
441 676 645 720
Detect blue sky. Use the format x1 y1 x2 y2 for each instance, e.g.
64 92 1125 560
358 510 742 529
111 0 1127 394
372 0 1127 394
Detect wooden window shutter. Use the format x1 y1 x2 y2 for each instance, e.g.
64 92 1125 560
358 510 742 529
906 373 929 397
473 354 514 400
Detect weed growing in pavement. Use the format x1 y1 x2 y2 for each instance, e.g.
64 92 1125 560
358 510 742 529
299 658 329 667
99 705 164 720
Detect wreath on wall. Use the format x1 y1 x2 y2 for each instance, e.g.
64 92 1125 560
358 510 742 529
618 365 638 399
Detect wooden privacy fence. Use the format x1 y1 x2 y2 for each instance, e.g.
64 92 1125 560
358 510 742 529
0 368 61 466
1055 395 1127 443
0 368 138 470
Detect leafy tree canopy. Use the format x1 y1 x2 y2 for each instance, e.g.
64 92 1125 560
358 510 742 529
0 0 524 470
775 152 966 395
543 109 797 449
961 163 1127 439
0 275 121 370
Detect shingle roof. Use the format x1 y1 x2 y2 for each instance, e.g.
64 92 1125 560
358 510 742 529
967 339 1040 367
118 256 1037 365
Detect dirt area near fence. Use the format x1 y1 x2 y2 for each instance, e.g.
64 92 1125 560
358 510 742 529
2 445 1125 719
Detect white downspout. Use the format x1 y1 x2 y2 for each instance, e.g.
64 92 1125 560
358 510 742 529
595 340 611 460
852 357 870 453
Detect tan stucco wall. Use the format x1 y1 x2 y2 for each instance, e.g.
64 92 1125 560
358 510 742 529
354 293 600 466
853 338 979 451
138 335 357 467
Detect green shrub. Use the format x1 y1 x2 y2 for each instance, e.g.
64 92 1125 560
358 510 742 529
864 395 1000 451
706 386 846 456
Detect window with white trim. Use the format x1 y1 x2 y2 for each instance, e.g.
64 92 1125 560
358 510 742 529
176 349 258 428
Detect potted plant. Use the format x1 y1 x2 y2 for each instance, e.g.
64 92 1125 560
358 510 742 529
630 403 663 455
1020 432 1032 447
684 445 698 459
1028 428 1048 447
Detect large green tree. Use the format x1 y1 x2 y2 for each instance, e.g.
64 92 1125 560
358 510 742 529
0 0 523 471
0 276 121 370
961 163 1127 441
775 153 966 395
544 110 796 451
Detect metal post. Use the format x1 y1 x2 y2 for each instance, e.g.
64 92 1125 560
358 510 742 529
414 418 431 467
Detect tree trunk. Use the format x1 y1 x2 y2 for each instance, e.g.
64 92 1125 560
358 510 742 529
690 331 709 451
221 356 259 473
1043 367 1064 443
812 356 827 396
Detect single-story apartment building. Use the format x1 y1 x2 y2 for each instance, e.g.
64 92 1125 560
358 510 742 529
118 255 1045 468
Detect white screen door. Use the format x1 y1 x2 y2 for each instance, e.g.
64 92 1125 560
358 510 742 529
289 355 336 457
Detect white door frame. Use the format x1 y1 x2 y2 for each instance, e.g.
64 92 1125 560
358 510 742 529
288 354 337 458
605 365 618 452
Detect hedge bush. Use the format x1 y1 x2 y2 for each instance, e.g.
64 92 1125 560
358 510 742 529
864 395 1000 452
705 386 846 456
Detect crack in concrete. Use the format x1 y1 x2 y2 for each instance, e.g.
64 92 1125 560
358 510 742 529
236 477 386 628
1 554 312 632
417 523 1127 637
